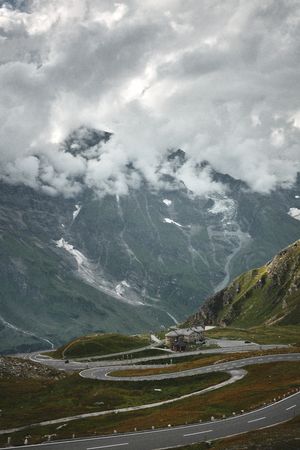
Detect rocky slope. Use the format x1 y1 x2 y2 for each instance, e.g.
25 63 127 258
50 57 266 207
191 240 300 328
1 129 300 353
0 357 64 380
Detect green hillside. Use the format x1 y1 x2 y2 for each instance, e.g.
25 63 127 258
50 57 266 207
192 240 300 328
49 333 149 359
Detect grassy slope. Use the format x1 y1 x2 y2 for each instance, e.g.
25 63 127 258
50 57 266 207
99 348 169 361
0 370 228 429
230 242 300 327
111 347 300 377
48 333 150 359
225 266 300 329
190 242 300 344
206 324 300 345
1 361 299 447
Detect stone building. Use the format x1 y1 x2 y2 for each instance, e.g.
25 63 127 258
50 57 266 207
165 326 205 350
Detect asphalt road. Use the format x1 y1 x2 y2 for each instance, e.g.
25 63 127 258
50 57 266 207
12 349 299 449
80 353 300 381
27 342 290 372
7 391 300 450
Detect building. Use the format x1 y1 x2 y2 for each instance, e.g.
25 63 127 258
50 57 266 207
165 326 205 350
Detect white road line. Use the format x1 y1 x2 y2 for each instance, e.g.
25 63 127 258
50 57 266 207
286 404 296 410
87 443 128 449
4 392 300 449
248 416 266 423
184 429 213 437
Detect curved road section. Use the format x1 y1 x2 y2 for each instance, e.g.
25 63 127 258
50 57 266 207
6 353 300 450
7 392 300 450
80 353 300 381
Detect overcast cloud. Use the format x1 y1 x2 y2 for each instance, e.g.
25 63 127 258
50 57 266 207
0 0 300 197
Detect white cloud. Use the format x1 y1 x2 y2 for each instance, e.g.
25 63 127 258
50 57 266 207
1 155 39 188
0 0 300 197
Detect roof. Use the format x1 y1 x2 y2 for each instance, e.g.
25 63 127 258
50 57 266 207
165 330 179 337
192 326 205 332
165 326 204 338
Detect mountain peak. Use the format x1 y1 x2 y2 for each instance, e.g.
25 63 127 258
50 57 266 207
167 149 187 165
63 127 111 157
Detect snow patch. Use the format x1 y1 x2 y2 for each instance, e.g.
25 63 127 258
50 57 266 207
295 195 300 199
55 238 143 306
72 204 82 221
288 208 300 221
115 280 131 296
163 218 183 227
163 199 172 206
208 197 236 219
55 238 87 267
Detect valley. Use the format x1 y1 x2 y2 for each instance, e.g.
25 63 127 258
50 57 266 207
1 2 300 448
1 170 300 354
1 239 299 448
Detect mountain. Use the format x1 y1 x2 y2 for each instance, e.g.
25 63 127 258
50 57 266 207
1 129 300 353
191 240 300 328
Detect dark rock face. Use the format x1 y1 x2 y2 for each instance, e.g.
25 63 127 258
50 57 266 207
62 127 111 156
1 134 300 353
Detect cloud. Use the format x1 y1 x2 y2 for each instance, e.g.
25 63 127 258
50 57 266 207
0 0 300 198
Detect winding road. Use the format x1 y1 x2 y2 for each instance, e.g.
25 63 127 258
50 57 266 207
26 340 289 373
80 353 300 381
5 391 300 450
3 351 300 449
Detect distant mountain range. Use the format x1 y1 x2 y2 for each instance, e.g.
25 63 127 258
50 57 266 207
191 240 300 328
1 128 300 353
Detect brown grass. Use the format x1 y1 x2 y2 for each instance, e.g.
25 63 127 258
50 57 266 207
111 347 300 377
1 361 299 448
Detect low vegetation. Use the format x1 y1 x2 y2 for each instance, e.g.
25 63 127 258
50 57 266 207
111 347 300 377
206 325 300 345
111 354 232 377
94 347 170 361
135 353 223 366
0 361 227 429
191 240 300 328
47 333 150 359
1 361 298 447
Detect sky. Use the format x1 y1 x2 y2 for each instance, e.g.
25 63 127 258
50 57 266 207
0 0 300 198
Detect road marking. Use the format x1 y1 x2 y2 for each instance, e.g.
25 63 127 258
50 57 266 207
87 444 128 449
184 429 213 437
248 416 266 423
4 390 300 449
286 404 296 410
